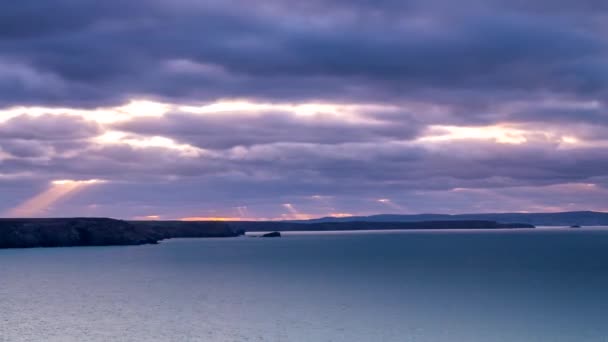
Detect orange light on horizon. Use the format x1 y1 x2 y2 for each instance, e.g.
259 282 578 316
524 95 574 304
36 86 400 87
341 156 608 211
329 213 354 218
179 216 247 222
133 215 162 220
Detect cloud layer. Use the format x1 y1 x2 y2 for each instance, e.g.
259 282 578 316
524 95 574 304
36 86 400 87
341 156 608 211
0 0 607 218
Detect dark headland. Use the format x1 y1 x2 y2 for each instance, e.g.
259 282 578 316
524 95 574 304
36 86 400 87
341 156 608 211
0 218 238 249
0 218 533 249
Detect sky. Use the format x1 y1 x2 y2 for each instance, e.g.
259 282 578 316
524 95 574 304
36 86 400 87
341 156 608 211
1 0 607 220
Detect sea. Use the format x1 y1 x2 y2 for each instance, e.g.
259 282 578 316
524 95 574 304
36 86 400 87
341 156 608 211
2 227 608 342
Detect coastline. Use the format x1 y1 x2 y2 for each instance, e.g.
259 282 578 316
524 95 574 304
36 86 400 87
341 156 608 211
0 218 533 249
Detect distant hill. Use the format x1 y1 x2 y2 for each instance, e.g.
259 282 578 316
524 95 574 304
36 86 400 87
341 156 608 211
229 220 533 232
290 211 608 226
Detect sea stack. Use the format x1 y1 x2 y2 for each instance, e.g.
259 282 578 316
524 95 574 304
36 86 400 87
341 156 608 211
261 231 281 238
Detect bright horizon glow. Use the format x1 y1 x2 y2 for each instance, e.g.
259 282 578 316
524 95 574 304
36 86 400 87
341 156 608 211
133 215 162 220
328 213 354 218
180 217 250 221
282 203 313 220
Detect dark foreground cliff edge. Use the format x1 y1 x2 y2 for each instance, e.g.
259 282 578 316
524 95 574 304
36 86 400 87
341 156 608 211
0 218 238 249
0 218 533 249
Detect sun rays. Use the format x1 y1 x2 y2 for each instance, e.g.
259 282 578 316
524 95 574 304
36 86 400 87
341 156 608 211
7 179 105 217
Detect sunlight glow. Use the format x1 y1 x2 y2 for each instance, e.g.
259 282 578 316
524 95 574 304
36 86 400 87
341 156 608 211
376 198 404 211
180 216 246 221
7 179 106 217
0 100 170 124
561 136 579 144
180 100 396 123
234 206 250 218
329 213 354 218
281 203 313 220
94 131 203 156
132 215 163 220
417 124 608 148
310 195 332 200
419 125 529 144
0 99 394 125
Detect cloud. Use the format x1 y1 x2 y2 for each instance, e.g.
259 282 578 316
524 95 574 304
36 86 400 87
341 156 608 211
0 114 100 140
1 97 607 218
0 0 605 108
0 114 101 160
113 109 421 149
0 140 51 158
0 0 607 218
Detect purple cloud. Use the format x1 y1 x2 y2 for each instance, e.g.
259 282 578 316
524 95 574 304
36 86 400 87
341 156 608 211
0 0 607 218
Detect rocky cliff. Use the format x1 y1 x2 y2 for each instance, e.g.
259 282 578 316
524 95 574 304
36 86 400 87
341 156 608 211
0 218 533 249
0 218 239 249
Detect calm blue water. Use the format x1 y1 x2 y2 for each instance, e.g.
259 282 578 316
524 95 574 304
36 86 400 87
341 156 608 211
2 228 608 342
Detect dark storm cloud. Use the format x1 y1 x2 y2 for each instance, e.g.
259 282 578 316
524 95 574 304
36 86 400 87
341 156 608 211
0 140 51 158
220 140 608 189
0 114 100 161
0 114 101 140
507 106 608 126
0 0 606 107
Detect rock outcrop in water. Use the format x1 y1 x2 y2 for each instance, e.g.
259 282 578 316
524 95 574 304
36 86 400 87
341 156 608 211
261 231 281 238
0 218 240 249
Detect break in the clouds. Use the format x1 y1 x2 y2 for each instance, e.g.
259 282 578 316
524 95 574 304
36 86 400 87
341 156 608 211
0 0 607 219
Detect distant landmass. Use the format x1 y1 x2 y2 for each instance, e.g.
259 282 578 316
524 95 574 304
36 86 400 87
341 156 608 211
0 218 532 249
230 220 532 232
289 211 608 227
4 211 607 249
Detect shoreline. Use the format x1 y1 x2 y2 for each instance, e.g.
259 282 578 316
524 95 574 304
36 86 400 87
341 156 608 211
0 218 533 249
